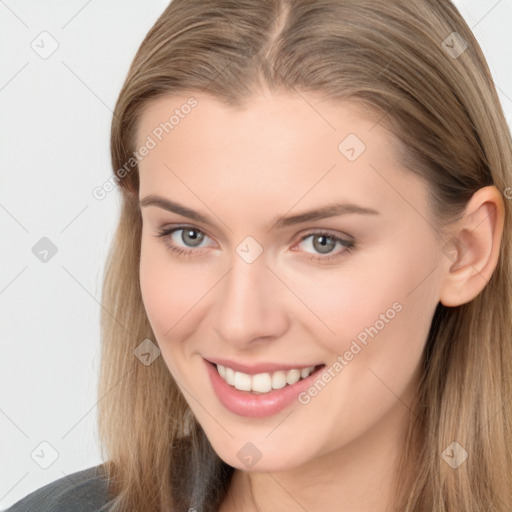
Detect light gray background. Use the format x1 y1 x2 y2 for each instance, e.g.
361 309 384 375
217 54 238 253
1 0 511 509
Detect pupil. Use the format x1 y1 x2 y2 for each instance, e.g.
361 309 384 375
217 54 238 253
313 235 335 254
183 229 204 246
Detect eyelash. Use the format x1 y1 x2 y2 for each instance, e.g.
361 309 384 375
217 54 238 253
155 226 355 263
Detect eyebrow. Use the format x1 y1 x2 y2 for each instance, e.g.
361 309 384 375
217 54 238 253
139 194 380 230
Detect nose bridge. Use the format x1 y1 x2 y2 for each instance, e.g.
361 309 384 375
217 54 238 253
213 247 288 346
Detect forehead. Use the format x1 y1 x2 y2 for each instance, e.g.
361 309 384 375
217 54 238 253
135 91 426 225
136 91 390 155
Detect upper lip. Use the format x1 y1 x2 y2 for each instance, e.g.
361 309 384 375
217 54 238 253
205 357 324 375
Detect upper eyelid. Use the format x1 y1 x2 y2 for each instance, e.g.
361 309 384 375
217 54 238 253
162 224 215 240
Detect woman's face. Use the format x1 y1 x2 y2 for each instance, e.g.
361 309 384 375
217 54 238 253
137 91 447 471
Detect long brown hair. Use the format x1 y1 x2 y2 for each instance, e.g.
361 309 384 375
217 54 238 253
97 1 512 510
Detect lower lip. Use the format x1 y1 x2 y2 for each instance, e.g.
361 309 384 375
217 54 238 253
204 359 324 418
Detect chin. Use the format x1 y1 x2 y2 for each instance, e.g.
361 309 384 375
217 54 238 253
204 430 319 473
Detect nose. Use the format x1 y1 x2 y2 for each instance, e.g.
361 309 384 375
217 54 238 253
212 250 289 349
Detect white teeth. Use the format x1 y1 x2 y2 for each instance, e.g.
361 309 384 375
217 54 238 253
252 373 272 393
286 369 301 385
217 364 226 379
234 372 252 391
216 364 316 394
271 371 287 390
225 366 235 385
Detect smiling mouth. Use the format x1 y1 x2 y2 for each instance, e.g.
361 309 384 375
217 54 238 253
212 362 325 394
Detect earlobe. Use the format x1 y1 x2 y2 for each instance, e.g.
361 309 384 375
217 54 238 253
439 185 505 307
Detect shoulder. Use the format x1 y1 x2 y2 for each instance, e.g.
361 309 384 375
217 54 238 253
4 464 113 512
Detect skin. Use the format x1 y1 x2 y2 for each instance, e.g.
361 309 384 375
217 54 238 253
136 90 504 511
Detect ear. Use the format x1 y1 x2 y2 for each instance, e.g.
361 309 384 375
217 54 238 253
439 185 505 307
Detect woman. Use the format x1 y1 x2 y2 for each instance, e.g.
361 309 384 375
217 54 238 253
8 0 512 510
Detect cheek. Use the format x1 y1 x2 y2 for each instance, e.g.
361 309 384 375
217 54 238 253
286 233 440 357
296 245 440 449
139 237 204 341
139 234 230 359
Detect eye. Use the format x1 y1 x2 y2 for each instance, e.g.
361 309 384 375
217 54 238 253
296 231 354 261
155 225 354 262
173 227 206 247
155 226 214 256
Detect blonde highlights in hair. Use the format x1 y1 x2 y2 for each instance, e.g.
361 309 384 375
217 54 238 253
98 1 512 510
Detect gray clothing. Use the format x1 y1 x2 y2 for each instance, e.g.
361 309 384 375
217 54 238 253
5 465 112 512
